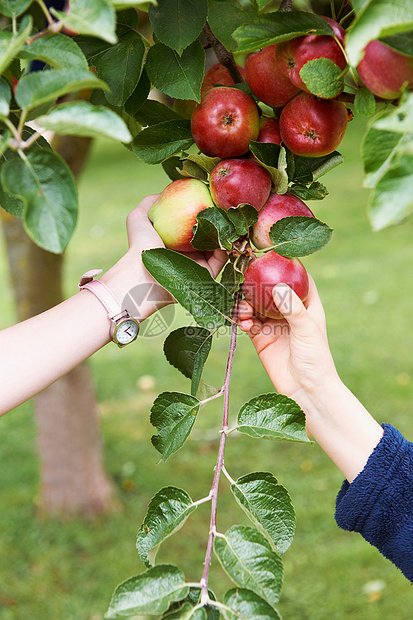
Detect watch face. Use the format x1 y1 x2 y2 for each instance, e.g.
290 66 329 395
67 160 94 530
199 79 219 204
114 319 139 346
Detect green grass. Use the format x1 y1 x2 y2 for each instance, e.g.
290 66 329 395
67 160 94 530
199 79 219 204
1 116 413 619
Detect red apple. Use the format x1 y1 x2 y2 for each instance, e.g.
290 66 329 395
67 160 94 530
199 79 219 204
245 44 300 107
276 17 347 95
191 86 259 159
12 77 18 95
357 39 413 99
251 193 314 249
201 63 245 97
279 92 348 157
210 159 272 211
257 117 282 144
148 178 215 252
242 251 309 319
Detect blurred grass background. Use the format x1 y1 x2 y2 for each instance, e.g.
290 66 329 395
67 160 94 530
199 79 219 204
1 116 413 619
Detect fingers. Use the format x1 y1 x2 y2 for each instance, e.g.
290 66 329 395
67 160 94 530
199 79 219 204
126 194 162 250
206 249 228 278
272 282 319 340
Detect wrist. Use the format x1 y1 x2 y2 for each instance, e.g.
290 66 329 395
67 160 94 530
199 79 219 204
99 250 172 322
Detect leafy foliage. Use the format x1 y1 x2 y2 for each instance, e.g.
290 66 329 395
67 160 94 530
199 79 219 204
1 1 413 616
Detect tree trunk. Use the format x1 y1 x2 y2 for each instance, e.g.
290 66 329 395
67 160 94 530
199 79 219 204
1 135 116 518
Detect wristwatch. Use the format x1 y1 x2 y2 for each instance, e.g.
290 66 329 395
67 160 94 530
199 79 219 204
79 269 139 348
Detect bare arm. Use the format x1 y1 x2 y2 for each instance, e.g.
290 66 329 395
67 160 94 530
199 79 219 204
238 277 384 482
0 195 227 416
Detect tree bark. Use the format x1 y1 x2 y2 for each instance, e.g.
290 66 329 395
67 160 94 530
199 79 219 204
1 135 116 519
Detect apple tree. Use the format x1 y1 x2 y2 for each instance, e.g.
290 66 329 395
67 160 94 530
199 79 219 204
1 0 413 615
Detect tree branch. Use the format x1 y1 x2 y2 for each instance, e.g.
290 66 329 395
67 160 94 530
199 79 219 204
278 0 294 12
202 22 244 84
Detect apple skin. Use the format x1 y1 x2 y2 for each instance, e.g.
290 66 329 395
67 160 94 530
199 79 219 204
357 39 413 99
191 86 260 159
251 192 314 249
148 178 215 253
279 91 349 157
257 117 282 144
242 251 309 319
210 159 272 211
275 17 347 95
245 44 300 107
201 63 245 97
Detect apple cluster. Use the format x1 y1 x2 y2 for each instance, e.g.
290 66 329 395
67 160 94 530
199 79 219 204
150 21 413 319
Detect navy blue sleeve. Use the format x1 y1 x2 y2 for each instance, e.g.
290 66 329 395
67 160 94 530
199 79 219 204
335 424 413 581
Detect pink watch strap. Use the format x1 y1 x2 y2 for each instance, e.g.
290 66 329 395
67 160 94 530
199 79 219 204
78 269 126 322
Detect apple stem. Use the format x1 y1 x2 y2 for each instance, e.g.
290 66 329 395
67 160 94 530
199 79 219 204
199 294 240 604
202 22 244 84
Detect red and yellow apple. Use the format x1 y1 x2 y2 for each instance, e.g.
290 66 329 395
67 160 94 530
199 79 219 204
191 86 259 158
210 159 272 211
276 17 347 95
251 193 314 249
279 91 349 157
357 39 413 99
242 251 309 319
245 44 300 107
148 178 215 252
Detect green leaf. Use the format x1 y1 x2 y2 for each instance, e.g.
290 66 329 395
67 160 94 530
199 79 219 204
0 0 33 18
289 181 329 201
132 119 194 165
233 10 334 53
185 154 222 175
214 525 283 608
0 176 25 218
137 486 197 567
380 31 413 56
345 0 413 66
192 207 239 252
223 588 282 620
124 68 151 116
268 216 333 257
146 40 205 103
0 77 11 119
50 0 117 45
106 565 189 618
142 248 234 329
149 0 208 55
374 92 413 132
163 587 219 620
227 204 259 236
15 69 107 111
134 99 184 127
18 34 88 71
220 260 245 296
207 0 258 52
163 326 213 396
354 86 377 118
0 15 32 76
110 0 157 7
299 58 345 99
369 153 413 230
150 392 200 462
237 393 309 443
292 151 343 184
230 472 295 555
248 141 284 189
361 124 406 188
37 101 132 143
0 148 77 253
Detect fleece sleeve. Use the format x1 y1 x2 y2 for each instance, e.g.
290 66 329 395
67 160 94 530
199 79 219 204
335 423 413 581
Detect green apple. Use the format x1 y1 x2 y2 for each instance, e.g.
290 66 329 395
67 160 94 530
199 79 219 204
149 178 215 252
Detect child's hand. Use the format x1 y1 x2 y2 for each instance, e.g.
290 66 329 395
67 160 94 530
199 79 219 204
238 275 339 402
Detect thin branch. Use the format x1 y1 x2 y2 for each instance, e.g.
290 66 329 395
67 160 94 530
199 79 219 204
199 294 240 606
202 22 244 84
